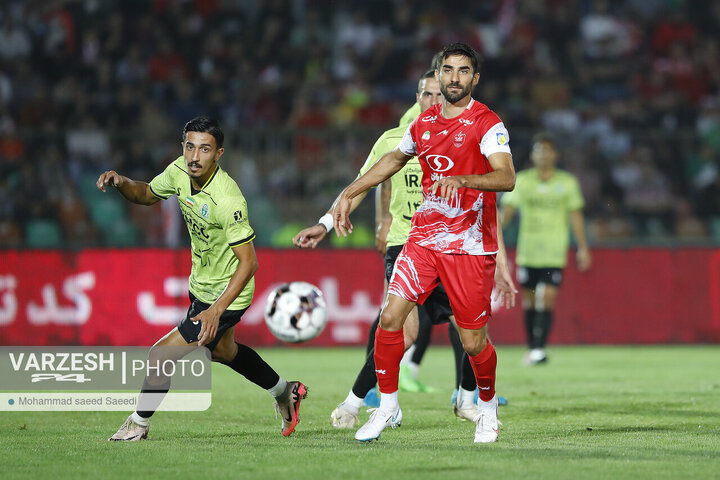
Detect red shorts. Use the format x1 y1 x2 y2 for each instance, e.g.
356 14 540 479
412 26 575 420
387 242 496 330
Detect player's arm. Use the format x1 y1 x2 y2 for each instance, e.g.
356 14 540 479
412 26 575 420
570 209 591 272
500 204 516 228
194 242 258 346
431 152 515 199
334 148 412 237
375 179 392 254
292 190 369 248
493 208 517 309
96 170 160 206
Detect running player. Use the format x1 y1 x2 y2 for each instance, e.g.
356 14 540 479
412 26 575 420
500 132 591 365
334 43 515 444
98 116 307 441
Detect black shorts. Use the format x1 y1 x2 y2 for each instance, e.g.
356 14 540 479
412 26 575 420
177 293 248 351
385 245 453 324
516 266 564 289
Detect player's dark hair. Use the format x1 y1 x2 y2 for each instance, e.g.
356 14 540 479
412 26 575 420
533 131 556 147
431 51 443 71
439 42 481 74
183 116 224 148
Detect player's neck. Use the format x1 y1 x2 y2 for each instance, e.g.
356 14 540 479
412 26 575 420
191 164 218 191
537 166 555 181
441 95 472 119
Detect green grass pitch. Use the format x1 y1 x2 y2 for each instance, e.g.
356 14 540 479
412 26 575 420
1 346 719 479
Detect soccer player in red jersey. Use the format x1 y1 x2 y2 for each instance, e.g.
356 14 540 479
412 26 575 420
334 43 516 444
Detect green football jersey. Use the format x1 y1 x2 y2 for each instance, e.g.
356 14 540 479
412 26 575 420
149 157 256 310
359 125 423 247
501 168 584 268
399 103 421 127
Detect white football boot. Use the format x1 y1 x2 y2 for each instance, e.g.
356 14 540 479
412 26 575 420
108 415 149 441
354 407 402 442
331 402 360 428
473 395 499 444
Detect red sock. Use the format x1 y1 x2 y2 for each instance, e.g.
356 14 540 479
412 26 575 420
373 327 405 394
468 342 497 402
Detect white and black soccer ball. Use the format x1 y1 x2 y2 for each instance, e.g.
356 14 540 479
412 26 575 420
264 281 327 343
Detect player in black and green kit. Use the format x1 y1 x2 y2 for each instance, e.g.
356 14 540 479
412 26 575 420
98 117 307 441
500 132 591 365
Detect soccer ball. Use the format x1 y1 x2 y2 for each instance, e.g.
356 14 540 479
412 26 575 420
264 281 327 343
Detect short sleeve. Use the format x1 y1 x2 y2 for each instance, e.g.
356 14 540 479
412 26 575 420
148 158 181 200
479 122 512 158
221 195 255 247
397 125 417 156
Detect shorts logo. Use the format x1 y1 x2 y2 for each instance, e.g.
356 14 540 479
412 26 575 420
453 132 466 147
496 133 508 145
426 154 454 172
422 131 431 141
421 115 437 122
199 204 209 218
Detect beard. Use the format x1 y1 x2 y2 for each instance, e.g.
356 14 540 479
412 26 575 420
440 81 472 104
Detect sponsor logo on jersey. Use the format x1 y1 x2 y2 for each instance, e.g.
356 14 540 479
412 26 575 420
439 129 449 135
185 196 195 207
453 132 466 147
421 115 437 122
199 203 209 218
458 118 474 125
233 210 243 221
426 154 454 172
496 132 508 145
422 131 431 141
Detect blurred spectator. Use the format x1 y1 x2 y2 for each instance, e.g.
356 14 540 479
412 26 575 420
0 0 716 248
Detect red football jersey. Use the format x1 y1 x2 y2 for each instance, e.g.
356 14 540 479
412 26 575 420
397 99 512 255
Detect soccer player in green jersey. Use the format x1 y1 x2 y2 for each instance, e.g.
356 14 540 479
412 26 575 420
500 132 591 365
98 117 307 441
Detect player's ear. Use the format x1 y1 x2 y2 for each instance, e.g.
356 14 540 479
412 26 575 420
472 72 480 87
215 147 224 161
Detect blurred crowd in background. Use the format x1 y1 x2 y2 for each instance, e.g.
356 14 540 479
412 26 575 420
0 0 719 249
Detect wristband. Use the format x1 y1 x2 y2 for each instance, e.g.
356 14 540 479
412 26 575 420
318 213 334 232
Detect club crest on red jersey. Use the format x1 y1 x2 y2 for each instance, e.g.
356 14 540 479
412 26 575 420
453 132 466 148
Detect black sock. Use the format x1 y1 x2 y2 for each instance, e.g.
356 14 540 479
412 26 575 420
351 347 378 398
365 314 380 356
460 352 476 391
224 343 280 390
537 310 553 348
448 323 464 389
411 307 433 364
524 308 536 348
136 376 171 419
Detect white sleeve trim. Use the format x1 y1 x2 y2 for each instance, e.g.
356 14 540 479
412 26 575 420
480 122 512 158
397 125 417 156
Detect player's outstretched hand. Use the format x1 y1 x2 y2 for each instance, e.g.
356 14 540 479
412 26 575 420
293 225 327 249
96 170 124 192
493 263 518 309
193 309 220 347
333 194 354 237
430 176 466 200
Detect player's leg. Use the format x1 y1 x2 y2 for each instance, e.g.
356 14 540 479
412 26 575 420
437 252 499 444
109 328 191 441
399 305 431 392
354 293 416 441
213 330 307 436
529 270 561 364
333 305 420 427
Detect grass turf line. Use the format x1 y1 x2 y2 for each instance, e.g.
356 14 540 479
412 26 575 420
1 346 718 479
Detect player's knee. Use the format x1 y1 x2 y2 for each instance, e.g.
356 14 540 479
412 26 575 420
379 309 404 331
462 334 487 356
